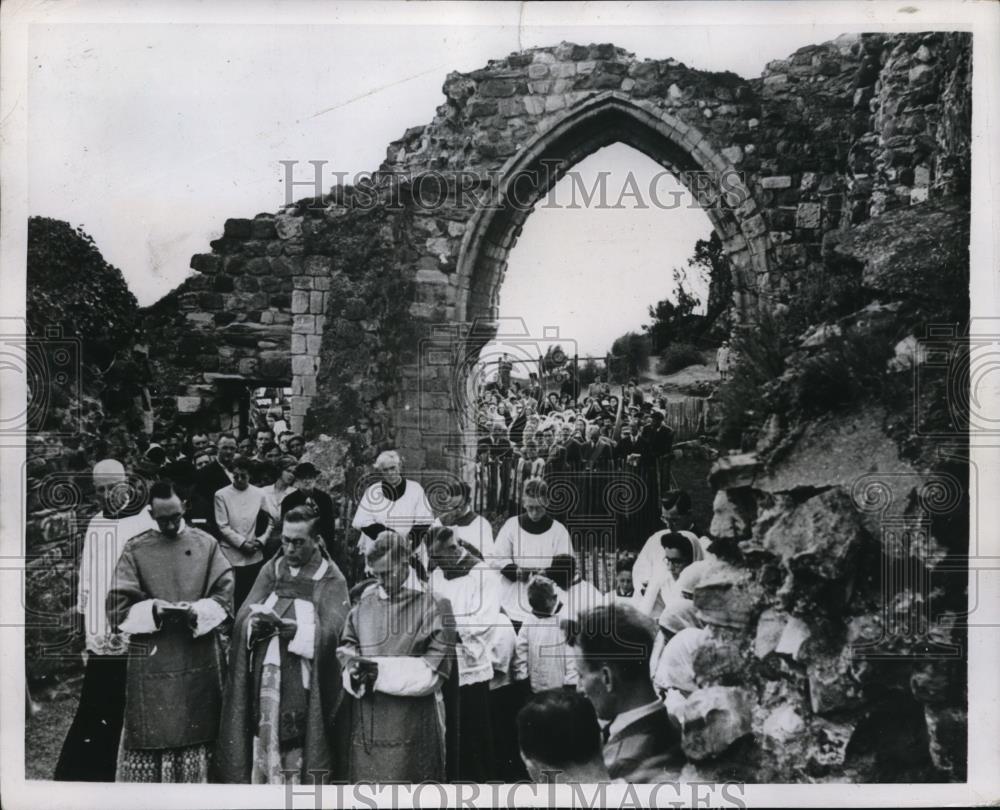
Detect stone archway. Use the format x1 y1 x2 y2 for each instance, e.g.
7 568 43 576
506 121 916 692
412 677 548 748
144 34 971 474
455 89 768 333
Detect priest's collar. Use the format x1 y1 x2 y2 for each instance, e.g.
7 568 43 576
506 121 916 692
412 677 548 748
381 479 408 502
518 513 554 534
442 508 479 528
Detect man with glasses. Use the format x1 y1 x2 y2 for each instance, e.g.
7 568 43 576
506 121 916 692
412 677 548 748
214 457 272 610
215 506 350 784
631 491 708 618
106 481 233 782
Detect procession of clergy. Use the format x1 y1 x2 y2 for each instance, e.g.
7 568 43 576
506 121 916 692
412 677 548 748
55 445 714 785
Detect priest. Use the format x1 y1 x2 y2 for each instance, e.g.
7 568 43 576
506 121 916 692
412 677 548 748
351 450 434 558
106 481 234 782
337 531 456 782
215 505 351 784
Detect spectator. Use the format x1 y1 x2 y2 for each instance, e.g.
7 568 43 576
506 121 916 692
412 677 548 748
565 603 683 781
517 689 610 784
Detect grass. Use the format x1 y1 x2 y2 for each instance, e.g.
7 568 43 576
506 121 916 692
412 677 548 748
25 681 81 780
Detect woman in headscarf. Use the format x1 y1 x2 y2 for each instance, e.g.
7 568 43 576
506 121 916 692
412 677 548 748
634 531 705 618
654 624 709 730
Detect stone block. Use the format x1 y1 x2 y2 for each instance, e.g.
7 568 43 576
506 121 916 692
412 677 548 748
577 60 596 74
754 609 786 659
693 565 760 629
190 253 221 274
291 334 306 354
533 51 556 64
291 290 310 314
313 276 332 291
761 175 793 190
290 396 311 417
708 453 759 489
291 354 317 376
775 616 811 660
246 257 270 275
544 95 566 112
681 687 752 761
293 276 314 290
479 79 518 97
467 100 498 118
298 374 317 396
176 396 202 414
224 218 253 238
762 488 864 581
270 256 301 277
795 202 822 229
275 214 303 240
527 63 549 79
251 218 277 239
498 97 525 117
550 62 576 79
292 314 315 334
238 358 259 376
761 704 807 754
692 630 745 685
806 649 863 715
763 74 789 86
309 291 325 314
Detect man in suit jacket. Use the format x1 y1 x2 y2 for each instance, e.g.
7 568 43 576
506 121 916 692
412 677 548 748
565 603 683 781
191 433 238 530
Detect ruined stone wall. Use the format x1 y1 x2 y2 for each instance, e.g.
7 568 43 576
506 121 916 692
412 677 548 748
143 32 970 476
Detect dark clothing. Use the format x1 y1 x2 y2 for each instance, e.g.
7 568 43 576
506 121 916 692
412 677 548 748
195 462 233 532
214 551 351 784
489 681 530 782
53 653 128 782
280 489 347 574
604 705 683 782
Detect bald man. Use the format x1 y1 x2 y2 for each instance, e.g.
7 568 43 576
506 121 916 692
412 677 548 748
55 459 156 782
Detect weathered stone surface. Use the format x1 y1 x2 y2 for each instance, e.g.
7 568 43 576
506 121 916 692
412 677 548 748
826 196 969 295
806 647 863 714
762 487 864 581
682 687 753 760
693 563 762 629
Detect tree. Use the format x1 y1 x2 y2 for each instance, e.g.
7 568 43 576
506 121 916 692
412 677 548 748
643 231 733 353
610 331 651 382
27 217 140 369
643 269 702 353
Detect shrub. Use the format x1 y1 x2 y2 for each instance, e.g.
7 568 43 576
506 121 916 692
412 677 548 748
656 343 705 375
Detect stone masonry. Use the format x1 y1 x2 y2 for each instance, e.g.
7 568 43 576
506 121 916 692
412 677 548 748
144 32 971 474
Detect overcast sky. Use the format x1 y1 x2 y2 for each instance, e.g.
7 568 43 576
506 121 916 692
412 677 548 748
26 10 879 354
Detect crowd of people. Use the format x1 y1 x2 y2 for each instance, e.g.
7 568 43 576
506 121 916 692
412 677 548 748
473 367 678 546
51 369 719 786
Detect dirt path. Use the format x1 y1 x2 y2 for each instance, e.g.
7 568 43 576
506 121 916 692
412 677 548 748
638 362 719 402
